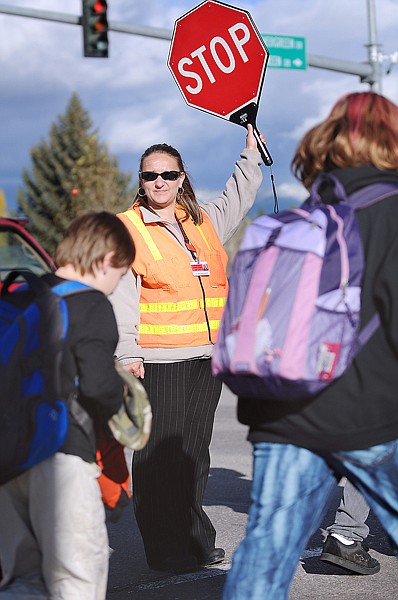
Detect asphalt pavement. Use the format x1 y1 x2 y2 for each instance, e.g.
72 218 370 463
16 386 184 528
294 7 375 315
106 386 398 599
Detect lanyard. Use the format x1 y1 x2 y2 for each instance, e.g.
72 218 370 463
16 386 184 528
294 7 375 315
176 216 212 339
176 217 199 262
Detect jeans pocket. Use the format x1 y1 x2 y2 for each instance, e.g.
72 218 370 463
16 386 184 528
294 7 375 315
335 440 397 467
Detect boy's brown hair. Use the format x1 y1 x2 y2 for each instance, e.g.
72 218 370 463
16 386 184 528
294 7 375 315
55 211 135 275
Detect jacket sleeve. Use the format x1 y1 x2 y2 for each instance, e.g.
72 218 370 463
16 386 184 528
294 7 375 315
109 269 143 365
73 297 124 422
201 147 263 244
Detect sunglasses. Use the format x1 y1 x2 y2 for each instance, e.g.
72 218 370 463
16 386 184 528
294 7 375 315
140 171 182 182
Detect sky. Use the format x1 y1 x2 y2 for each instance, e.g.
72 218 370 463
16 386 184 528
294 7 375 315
1 0 398 216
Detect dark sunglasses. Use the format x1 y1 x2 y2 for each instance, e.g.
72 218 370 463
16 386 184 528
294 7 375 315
140 171 181 182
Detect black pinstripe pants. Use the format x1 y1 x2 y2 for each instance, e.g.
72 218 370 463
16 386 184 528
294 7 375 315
132 359 223 564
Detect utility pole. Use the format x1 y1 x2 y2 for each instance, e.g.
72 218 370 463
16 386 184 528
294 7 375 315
0 2 395 89
308 0 382 89
366 0 382 92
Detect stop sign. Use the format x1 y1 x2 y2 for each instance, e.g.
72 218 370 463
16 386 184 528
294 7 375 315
168 0 272 165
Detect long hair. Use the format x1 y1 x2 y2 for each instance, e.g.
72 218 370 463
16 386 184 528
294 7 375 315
135 143 203 225
291 92 398 190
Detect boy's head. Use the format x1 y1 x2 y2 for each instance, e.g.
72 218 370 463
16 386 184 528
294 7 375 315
55 211 135 280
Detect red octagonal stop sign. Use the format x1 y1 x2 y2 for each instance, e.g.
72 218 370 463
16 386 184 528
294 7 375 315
168 0 272 165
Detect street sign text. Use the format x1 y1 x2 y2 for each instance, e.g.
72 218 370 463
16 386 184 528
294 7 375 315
262 34 306 70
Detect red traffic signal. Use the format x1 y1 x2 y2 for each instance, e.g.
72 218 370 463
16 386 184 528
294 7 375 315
82 0 109 58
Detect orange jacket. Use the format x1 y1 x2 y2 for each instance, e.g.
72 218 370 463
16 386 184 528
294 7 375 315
96 434 131 516
118 204 228 347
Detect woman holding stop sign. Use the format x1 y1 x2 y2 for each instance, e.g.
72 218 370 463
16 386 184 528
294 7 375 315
110 124 265 573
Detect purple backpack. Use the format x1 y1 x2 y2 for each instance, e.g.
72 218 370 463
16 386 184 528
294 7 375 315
212 174 398 401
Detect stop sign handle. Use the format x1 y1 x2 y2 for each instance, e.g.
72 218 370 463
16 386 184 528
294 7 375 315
252 127 273 167
229 102 273 167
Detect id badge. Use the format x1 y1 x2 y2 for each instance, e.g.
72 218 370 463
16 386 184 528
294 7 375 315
190 261 210 276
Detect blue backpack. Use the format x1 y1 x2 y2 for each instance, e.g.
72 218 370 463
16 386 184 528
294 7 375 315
212 175 398 401
0 270 91 485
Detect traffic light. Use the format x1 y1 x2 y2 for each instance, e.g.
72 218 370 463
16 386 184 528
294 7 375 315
82 0 109 58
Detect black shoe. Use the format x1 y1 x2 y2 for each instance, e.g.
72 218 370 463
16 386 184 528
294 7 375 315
198 547 225 567
320 535 380 575
148 555 199 574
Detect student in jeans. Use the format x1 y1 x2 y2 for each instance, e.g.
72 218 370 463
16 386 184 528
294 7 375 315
0 211 135 599
110 124 265 573
222 92 398 600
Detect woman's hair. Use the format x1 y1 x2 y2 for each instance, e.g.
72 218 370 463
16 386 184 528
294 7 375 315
55 210 135 275
291 91 398 189
135 143 203 225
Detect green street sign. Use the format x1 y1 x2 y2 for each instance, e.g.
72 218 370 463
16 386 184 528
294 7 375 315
262 34 306 70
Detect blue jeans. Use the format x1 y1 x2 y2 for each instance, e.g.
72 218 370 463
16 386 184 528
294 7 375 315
222 441 398 600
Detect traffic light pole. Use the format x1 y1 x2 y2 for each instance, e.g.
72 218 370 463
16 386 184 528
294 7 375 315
0 1 394 90
366 0 382 92
0 4 172 40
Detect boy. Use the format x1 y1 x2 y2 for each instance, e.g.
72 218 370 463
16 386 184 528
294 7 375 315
0 211 135 599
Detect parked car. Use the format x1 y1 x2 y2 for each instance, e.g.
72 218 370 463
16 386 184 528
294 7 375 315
0 217 55 290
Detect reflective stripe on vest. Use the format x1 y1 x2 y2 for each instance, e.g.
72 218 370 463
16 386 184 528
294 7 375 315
139 297 227 313
121 210 162 261
139 320 220 336
121 209 214 260
196 224 212 250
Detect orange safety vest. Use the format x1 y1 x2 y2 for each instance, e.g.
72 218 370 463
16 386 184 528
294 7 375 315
118 203 229 348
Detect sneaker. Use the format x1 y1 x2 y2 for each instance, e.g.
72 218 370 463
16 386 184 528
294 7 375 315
320 535 380 575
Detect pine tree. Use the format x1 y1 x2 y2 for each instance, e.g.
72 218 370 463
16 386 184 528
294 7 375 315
17 93 135 256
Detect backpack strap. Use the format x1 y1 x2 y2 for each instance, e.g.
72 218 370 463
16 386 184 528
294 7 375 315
52 280 93 297
348 183 398 352
1 269 49 297
52 280 96 445
307 175 398 211
356 313 381 351
305 173 348 208
1 272 93 299
347 182 398 209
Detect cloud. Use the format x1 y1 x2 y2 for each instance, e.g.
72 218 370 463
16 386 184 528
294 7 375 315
276 181 308 203
105 113 171 154
282 77 355 141
1 0 398 216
